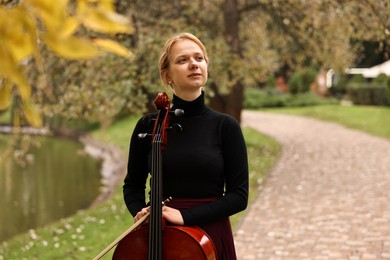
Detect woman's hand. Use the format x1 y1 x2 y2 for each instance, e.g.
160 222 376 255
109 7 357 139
162 206 184 225
135 206 184 225
134 206 150 222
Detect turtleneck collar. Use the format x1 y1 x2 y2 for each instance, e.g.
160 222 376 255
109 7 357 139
172 91 208 117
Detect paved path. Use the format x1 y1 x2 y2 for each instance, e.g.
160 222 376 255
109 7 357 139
234 111 390 260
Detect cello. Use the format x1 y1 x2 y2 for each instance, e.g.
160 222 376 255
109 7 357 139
94 92 217 260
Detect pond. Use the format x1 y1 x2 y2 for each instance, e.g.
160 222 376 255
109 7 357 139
0 136 102 242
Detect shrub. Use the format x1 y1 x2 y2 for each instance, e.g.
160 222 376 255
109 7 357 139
372 73 390 88
244 88 338 109
244 88 287 108
330 74 348 98
349 74 366 83
288 68 317 94
284 92 338 107
346 82 390 106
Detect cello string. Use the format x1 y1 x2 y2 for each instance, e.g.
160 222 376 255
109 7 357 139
149 125 156 259
157 124 163 259
157 128 162 258
149 121 163 260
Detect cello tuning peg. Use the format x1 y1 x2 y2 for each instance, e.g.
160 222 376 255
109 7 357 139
173 123 183 132
169 109 184 117
138 133 151 139
166 123 182 133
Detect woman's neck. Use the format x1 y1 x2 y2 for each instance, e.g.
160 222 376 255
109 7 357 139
173 89 202 101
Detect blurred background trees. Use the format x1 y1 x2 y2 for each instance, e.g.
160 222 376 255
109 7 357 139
1 0 389 127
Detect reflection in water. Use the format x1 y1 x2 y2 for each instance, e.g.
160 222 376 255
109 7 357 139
0 137 101 242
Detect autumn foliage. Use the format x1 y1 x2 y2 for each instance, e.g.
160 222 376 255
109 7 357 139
0 0 132 127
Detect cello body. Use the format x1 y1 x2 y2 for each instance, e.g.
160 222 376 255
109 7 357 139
113 225 217 260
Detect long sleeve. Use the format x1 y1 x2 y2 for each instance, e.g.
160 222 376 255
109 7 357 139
123 117 152 217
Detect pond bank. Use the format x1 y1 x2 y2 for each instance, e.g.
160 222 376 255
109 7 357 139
79 135 127 207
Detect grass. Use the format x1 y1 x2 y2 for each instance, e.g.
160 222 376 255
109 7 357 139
0 116 280 259
262 104 390 140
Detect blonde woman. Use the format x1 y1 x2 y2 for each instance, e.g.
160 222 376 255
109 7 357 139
123 32 248 259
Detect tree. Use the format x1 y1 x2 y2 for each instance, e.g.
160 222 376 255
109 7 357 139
208 0 389 121
120 0 389 122
0 0 133 127
3 0 387 127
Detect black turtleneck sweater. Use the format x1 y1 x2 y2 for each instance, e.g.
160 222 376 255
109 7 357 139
123 92 248 225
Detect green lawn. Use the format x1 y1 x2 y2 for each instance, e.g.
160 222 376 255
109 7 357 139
262 104 390 140
0 116 280 259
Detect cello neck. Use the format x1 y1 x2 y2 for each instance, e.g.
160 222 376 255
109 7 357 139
149 92 171 260
149 129 163 260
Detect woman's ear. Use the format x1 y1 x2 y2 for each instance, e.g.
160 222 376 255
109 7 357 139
162 70 172 85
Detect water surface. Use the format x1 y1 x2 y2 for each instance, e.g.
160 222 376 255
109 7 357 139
0 136 101 242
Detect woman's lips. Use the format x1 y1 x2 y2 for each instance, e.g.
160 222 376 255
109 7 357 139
188 73 201 77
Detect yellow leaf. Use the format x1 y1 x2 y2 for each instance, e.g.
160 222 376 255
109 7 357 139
60 17 81 38
25 0 68 33
0 80 13 110
22 100 42 128
100 0 115 12
26 0 68 15
43 33 101 59
77 0 115 14
77 0 88 12
0 49 31 100
93 39 133 58
0 7 37 62
80 7 132 34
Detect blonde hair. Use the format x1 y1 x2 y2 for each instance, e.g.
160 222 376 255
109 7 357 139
159 32 209 86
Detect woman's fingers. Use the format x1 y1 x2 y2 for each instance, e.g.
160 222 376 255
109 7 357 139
134 206 150 222
135 206 183 225
162 206 184 225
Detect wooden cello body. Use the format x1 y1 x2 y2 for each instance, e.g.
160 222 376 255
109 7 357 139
113 225 216 260
111 92 217 260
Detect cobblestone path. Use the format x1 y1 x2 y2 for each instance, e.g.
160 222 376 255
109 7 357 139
234 111 390 260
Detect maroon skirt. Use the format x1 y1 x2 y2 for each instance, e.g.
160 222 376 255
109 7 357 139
166 197 237 260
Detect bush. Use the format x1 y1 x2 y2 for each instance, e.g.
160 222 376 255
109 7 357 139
288 68 317 94
372 73 390 88
244 88 338 109
284 92 338 107
330 74 348 98
349 74 366 83
244 88 287 108
346 83 390 106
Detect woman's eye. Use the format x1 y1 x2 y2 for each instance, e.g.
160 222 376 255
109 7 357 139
196 56 204 61
178 58 186 63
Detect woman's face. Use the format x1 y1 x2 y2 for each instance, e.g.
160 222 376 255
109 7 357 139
166 39 208 96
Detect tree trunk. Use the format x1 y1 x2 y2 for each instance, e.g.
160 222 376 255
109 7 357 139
209 0 244 122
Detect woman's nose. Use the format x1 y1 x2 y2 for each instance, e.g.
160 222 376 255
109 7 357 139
189 58 199 69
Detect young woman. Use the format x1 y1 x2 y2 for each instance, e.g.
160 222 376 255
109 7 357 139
123 32 248 259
